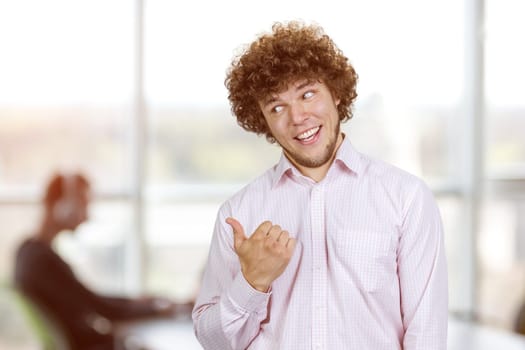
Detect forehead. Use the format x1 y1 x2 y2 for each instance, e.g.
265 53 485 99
261 79 318 104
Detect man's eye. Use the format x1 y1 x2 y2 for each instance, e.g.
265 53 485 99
303 91 314 99
272 105 284 113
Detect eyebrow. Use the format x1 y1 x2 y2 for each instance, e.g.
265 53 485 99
262 96 278 108
262 80 317 108
295 80 315 91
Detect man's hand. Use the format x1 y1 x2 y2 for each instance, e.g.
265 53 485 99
226 217 296 292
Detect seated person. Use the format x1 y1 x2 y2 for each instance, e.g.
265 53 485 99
13 172 193 350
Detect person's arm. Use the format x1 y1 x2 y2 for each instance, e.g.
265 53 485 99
192 207 277 350
26 246 162 322
398 181 448 350
95 295 173 320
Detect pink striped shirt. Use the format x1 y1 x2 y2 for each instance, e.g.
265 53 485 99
193 137 448 349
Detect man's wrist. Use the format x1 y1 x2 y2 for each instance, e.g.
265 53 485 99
243 271 271 292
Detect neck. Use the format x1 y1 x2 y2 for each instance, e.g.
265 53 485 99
291 133 344 183
33 216 61 245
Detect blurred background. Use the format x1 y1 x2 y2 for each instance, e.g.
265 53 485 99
0 0 524 348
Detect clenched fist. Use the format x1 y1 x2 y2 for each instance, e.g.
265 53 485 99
226 218 297 292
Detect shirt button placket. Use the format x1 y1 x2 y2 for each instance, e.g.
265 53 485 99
310 185 327 350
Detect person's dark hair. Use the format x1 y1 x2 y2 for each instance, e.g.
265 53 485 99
225 21 359 143
43 173 90 208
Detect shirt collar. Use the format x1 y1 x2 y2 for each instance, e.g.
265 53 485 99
333 134 364 177
271 135 364 188
272 153 295 188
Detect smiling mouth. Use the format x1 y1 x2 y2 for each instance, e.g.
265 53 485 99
295 126 321 142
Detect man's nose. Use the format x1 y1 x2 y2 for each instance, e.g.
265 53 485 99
289 101 307 124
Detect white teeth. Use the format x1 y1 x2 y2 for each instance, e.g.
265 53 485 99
297 127 320 140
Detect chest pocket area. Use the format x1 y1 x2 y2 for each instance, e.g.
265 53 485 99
332 230 396 293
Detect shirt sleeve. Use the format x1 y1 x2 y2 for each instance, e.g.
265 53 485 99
93 295 161 320
18 244 159 322
192 204 271 350
398 181 448 350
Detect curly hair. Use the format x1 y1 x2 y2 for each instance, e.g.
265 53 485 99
225 21 358 143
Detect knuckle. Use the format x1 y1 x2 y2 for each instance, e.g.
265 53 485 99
256 221 272 235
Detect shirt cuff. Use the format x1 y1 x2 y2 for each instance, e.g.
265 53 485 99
225 272 271 314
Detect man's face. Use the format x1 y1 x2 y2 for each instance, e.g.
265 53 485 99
259 80 342 175
61 186 90 231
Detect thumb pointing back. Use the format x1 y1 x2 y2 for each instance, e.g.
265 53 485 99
226 217 246 251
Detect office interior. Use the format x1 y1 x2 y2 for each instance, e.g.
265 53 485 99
0 0 524 348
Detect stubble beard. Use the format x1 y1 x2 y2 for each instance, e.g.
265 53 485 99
280 123 341 170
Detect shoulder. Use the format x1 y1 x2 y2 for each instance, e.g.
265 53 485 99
14 239 51 286
16 239 50 260
364 153 425 188
358 152 435 209
15 239 62 273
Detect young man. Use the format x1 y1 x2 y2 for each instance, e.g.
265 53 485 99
192 21 448 349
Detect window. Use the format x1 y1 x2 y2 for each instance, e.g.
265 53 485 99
1 1 522 346
0 0 136 293
142 0 468 304
479 0 525 329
